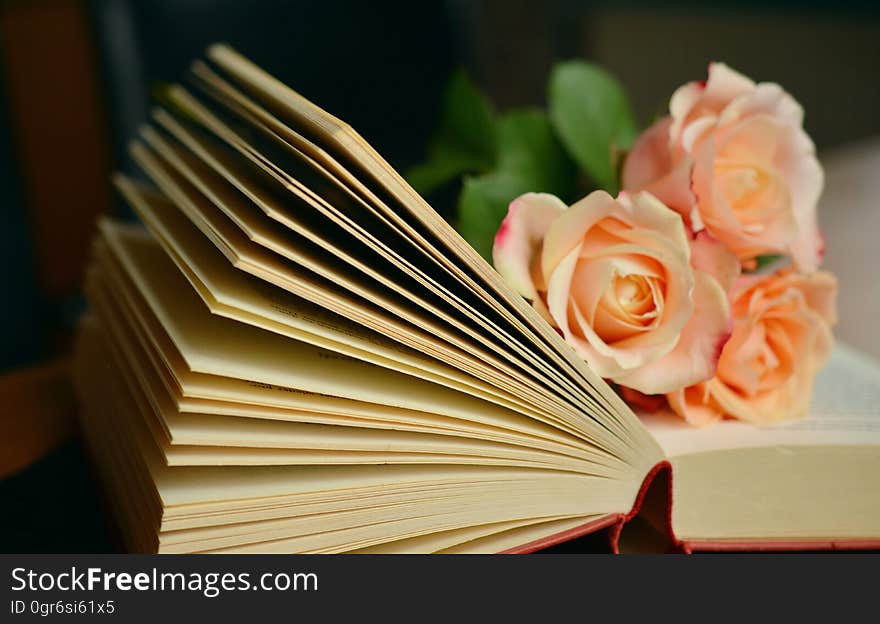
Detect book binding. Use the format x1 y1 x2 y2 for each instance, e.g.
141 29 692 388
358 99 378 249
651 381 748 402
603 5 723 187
503 461 676 554
506 461 880 553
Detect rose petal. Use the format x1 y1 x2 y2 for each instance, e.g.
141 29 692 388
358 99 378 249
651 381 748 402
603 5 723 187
709 372 813 425
541 191 617 284
669 82 705 143
719 82 804 129
569 238 694 356
666 382 724 427
620 192 693 254
568 256 616 327
699 63 756 113
545 245 582 344
691 117 799 260
545 246 632 377
565 256 671 371
775 128 824 272
622 117 675 191
492 193 567 300
706 269 837 425
680 115 717 153
592 278 657 343
670 63 755 147
580 233 695 361
717 316 766 396
570 298 661 374
613 270 731 394
792 271 838 325
622 118 697 217
689 230 741 294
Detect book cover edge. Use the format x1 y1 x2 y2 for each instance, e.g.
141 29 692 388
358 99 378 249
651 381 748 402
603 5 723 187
501 460 675 554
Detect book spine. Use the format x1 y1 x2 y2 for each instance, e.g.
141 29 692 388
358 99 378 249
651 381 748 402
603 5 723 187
502 460 677 554
608 461 679 554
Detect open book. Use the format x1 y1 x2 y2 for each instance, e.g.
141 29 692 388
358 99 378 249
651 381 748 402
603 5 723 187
73 45 880 553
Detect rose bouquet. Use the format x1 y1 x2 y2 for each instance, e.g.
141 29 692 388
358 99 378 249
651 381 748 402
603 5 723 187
409 62 837 426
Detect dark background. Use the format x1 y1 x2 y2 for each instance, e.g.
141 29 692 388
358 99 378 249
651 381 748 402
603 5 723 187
1 0 878 552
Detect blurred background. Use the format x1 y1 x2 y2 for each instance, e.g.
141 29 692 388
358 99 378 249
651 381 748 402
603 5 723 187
1 0 878 551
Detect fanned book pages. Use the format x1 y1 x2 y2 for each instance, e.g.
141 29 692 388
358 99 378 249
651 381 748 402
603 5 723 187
74 45 880 553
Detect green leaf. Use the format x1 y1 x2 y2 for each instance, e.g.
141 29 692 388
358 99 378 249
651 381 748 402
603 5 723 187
405 70 497 196
745 254 790 274
548 61 637 193
456 109 577 262
495 109 576 197
405 156 480 197
457 172 530 262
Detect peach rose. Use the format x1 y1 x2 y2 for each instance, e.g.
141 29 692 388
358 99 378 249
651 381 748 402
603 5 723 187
622 63 824 273
667 269 837 426
493 190 735 394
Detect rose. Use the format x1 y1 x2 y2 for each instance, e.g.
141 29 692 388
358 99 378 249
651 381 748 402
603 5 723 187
666 269 837 426
622 63 824 272
493 190 736 394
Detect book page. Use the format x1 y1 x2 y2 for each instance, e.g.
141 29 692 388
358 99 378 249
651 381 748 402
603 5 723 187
642 343 880 457
88 268 600 475
127 135 596 432
201 45 661 456
179 68 621 426
202 45 618 408
88 269 610 476
92 241 591 457
91 235 594 452
150 90 614 440
112 176 544 418
348 515 598 554
102 226 574 434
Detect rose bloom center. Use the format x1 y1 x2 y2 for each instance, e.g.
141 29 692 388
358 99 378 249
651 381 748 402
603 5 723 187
614 274 655 318
715 157 789 235
589 270 664 344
